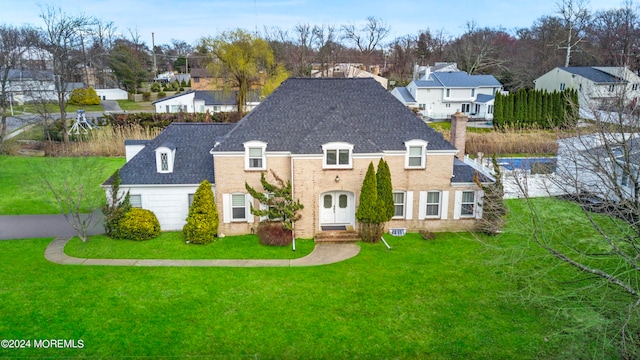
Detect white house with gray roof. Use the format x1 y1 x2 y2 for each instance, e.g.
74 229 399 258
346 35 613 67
534 66 640 111
110 78 493 239
391 71 502 120
153 90 260 114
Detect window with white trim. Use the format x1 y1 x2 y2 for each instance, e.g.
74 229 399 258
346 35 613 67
244 141 267 170
488 105 494 114
188 194 195 207
322 142 353 169
425 191 441 218
393 191 405 218
446 88 451 97
559 83 566 91
404 139 427 169
129 194 142 208
461 191 475 217
231 193 247 221
155 145 175 173
471 88 475 97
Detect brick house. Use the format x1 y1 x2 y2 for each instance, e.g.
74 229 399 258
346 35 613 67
109 78 492 239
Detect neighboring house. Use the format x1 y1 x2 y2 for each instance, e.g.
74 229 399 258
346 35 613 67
534 66 640 111
412 62 459 80
1 69 56 104
391 70 502 120
153 90 260 113
96 88 128 101
311 63 389 89
109 78 493 238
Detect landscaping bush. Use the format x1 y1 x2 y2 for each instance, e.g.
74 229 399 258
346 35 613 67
183 180 218 244
157 91 166 99
142 92 151 101
68 87 101 106
116 208 161 241
256 222 292 246
150 82 162 92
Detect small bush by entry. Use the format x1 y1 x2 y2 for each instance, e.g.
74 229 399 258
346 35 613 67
256 222 292 246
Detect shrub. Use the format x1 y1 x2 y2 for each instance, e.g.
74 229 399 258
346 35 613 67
68 87 101 106
183 180 218 244
102 170 131 238
157 91 166 99
256 222 292 246
142 92 151 101
150 82 162 92
117 208 161 241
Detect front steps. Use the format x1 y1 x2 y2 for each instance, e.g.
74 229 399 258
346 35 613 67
314 230 361 243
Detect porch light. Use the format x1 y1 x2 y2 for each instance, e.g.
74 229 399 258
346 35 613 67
335 175 340 182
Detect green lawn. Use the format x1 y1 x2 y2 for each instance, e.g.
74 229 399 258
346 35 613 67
1 198 628 358
0 156 125 215
117 99 154 111
66 233 315 259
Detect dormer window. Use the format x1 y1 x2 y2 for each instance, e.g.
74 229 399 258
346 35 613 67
405 139 428 169
155 143 176 173
244 140 267 170
322 142 354 169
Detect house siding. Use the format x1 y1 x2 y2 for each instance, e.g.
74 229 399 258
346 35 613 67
214 151 482 239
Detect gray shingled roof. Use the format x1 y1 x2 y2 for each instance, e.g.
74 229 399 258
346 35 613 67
213 78 456 153
415 72 501 88
113 123 234 185
561 67 623 84
452 158 492 183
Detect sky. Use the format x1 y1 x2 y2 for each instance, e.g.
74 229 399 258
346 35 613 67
1 0 625 47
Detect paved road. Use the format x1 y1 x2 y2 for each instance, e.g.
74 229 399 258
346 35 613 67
0 213 104 240
100 100 122 112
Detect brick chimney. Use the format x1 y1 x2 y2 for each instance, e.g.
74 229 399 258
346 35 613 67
450 111 468 159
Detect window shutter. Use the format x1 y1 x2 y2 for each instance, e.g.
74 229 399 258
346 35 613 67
441 191 449 220
259 193 269 221
405 191 414 220
222 194 231 223
418 191 427 220
475 190 484 220
246 194 255 223
453 191 462 220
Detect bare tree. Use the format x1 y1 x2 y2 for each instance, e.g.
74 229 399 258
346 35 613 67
556 0 591 66
313 24 340 77
39 5 96 143
341 16 390 68
0 24 39 146
445 22 510 75
512 83 640 357
587 1 640 68
41 157 107 242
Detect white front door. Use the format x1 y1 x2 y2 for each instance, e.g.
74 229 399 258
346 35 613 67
320 191 354 225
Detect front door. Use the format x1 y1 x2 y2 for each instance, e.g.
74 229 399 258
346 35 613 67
320 191 353 226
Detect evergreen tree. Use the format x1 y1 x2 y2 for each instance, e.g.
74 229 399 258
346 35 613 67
493 92 503 129
183 180 219 244
527 88 536 126
356 162 385 242
102 169 131 238
376 158 394 222
473 155 507 235
245 170 304 232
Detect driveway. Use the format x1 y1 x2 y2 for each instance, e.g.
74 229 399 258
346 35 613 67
100 100 123 112
0 213 104 240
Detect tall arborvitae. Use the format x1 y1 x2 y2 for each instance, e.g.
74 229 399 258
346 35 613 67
527 88 536 126
356 162 385 242
183 180 218 244
376 158 394 222
493 92 503 129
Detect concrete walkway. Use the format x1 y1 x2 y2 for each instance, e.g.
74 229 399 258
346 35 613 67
44 237 361 267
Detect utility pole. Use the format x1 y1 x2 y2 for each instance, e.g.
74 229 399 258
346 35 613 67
152 32 157 80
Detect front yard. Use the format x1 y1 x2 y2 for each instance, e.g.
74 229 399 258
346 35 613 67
1 197 630 358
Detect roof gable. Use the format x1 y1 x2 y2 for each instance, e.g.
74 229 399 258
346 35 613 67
115 122 234 185
213 78 456 154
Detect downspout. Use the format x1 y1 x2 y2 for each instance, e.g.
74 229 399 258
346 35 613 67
291 155 296 251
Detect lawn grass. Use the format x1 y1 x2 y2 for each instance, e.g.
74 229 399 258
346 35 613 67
0 156 125 215
0 231 561 359
65 232 315 259
117 99 154 111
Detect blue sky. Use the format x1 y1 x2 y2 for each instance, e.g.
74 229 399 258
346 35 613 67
2 0 623 47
